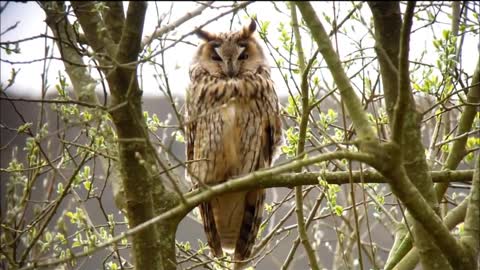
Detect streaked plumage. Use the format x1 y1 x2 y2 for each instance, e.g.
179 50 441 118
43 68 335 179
185 19 282 266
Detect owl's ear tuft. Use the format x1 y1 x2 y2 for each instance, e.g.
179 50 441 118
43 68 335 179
248 19 257 33
196 28 216 41
241 19 257 39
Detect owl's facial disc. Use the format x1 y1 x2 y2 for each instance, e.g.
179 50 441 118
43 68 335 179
212 46 246 78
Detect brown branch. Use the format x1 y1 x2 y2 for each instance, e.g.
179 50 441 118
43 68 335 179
391 194 469 269
141 1 213 48
296 1 376 142
369 2 446 268
104 3 181 270
116 1 147 64
391 2 415 144
0 96 106 110
375 145 473 270
437 55 480 197
291 3 321 268
368 1 401 118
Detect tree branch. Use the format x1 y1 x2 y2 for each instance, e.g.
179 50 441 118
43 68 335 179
375 148 473 270
141 1 213 48
437 55 480 197
101 2 180 270
266 169 473 187
41 1 100 103
391 1 415 144
70 1 115 60
369 2 446 268
116 1 147 64
461 153 480 268
291 4 306 71
291 3 321 268
368 1 401 118
387 193 469 269
296 1 376 142
102 1 125 44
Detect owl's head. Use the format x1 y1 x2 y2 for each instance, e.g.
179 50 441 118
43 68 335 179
192 19 267 78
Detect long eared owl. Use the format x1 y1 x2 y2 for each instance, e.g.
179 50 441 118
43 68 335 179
185 19 283 265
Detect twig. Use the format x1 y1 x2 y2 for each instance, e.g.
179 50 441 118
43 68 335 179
141 1 214 48
0 96 106 110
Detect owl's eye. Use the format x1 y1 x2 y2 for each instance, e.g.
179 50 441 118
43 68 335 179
238 51 248 60
211 51 222 61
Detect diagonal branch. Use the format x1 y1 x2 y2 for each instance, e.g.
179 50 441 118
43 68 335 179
296 1 376 143
437 55 480 197
141 1 213 48
391 194 470 269
41 1 100 103
375 147 474 270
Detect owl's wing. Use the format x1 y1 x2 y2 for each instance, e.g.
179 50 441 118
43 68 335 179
186 83 226 258
234 189 265 262
185 88 195 165
199 202 223 257
187 116 224 258
264 113 283 166
186 122 195 166
233 122 279 262
234 97 282 262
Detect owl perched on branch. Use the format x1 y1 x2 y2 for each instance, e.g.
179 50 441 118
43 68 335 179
185 19 283 266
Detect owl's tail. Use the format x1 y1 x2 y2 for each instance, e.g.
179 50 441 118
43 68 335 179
233 189 265 267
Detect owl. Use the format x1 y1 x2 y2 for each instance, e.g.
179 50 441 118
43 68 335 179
185 19 283 266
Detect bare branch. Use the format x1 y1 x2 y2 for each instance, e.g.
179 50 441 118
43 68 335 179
291 3 321 267
0 96 106 110
116 1 147 64
388 194 470 269
391 2 415 144
437 55 480 197
141 1 213 48
296 1 377 142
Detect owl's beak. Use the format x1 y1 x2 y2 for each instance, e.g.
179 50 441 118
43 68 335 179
226 60 236 77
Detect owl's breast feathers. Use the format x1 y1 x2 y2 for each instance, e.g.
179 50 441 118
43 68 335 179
187 65 282 165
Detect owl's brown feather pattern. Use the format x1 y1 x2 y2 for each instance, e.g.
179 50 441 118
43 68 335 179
186 20 282 267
